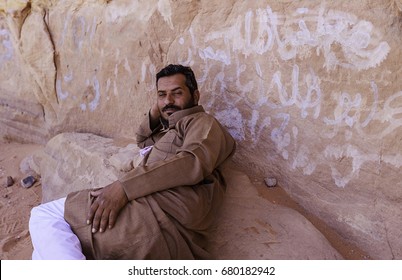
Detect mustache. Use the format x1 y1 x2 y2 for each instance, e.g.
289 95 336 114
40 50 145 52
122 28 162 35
162 105 181 112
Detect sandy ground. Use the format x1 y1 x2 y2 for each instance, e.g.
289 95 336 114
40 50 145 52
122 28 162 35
0 141 370 260
0 142 42 260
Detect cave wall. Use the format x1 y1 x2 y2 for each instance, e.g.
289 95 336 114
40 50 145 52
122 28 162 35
1 0 401 259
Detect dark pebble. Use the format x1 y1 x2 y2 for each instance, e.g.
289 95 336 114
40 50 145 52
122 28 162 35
6 176 14 187
21 175 36 189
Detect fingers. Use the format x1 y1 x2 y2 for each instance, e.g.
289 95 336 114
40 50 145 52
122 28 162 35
87 197 98 226
89 201 112 234
87 189 103 227
108 209 117 230
88 199 103 233
87 197 119 233
98 209 111 233
97 209 119 232
90 189 103 197
86 182 129 234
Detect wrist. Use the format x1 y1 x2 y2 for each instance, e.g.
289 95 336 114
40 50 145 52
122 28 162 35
149 109 160 130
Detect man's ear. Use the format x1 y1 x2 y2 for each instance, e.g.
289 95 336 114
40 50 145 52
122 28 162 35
194 90 200 105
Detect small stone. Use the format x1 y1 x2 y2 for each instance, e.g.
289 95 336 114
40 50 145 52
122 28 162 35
6 176 14 187
264 177 277 188
20 175 36 189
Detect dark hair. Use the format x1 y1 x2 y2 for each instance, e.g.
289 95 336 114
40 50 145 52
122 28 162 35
156 64 198 95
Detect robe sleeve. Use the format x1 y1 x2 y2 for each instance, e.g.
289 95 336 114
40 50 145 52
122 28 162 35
136 111 162 148
119 114 235 201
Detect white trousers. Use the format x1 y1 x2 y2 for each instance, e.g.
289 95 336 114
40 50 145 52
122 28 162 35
29 197 86 260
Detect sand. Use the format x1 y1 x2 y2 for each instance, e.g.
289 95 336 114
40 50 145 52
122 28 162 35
0 142 42 260
0 141 370 260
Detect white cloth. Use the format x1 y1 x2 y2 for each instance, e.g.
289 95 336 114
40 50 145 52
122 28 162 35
139 145 153 157
29 197 85 260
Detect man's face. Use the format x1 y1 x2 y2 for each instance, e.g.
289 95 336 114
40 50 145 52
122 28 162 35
157 73 199 121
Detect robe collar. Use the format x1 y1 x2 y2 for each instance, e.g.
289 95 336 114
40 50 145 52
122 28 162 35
160 105 205 129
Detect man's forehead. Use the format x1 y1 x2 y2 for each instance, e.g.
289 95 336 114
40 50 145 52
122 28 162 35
157 74 186 91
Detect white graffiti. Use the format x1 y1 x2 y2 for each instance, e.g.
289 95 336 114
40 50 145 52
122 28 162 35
382 153 402 169
269 64 321 119
80 76 101 112
215 107 246 141
141 59 157 94
73 16 86 50
56 70 74 101
271 113 291 160
324 144 379 188
56 80 69 101
72 15 97 51
292 144 317 176
22 3 395 189
199 46 231 66
188 5 396 187
194 59 323 158
375 91 402 138
0 29 13 68
205 5 390 71
324 81 378 129
105 0 173 27
157 0 174 30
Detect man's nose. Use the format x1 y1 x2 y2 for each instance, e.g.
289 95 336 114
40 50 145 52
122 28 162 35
164 93 174 105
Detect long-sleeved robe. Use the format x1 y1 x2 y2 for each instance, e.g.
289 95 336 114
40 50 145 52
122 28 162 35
64 105 236 259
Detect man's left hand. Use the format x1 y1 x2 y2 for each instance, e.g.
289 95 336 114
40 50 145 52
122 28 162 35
87 180 129 234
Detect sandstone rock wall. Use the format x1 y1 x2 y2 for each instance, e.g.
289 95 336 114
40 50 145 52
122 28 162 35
1 0 401 259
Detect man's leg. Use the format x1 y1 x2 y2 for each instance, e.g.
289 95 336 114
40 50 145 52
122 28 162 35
29 197 86 260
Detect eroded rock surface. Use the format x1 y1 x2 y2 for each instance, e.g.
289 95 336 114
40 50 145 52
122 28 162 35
208 166 342 259
32 133 141 203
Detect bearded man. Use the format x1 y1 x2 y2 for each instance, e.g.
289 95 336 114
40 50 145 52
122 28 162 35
29 64 236 259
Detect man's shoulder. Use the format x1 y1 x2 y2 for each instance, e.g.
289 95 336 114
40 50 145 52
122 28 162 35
178 111 228 135
174 106 210 121
183 109 217 123
172 106 227 131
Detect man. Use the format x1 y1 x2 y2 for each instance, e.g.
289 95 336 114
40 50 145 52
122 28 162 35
29 64 236 259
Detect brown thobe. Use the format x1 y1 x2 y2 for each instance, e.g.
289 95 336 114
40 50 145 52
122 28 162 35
64 105 236 259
